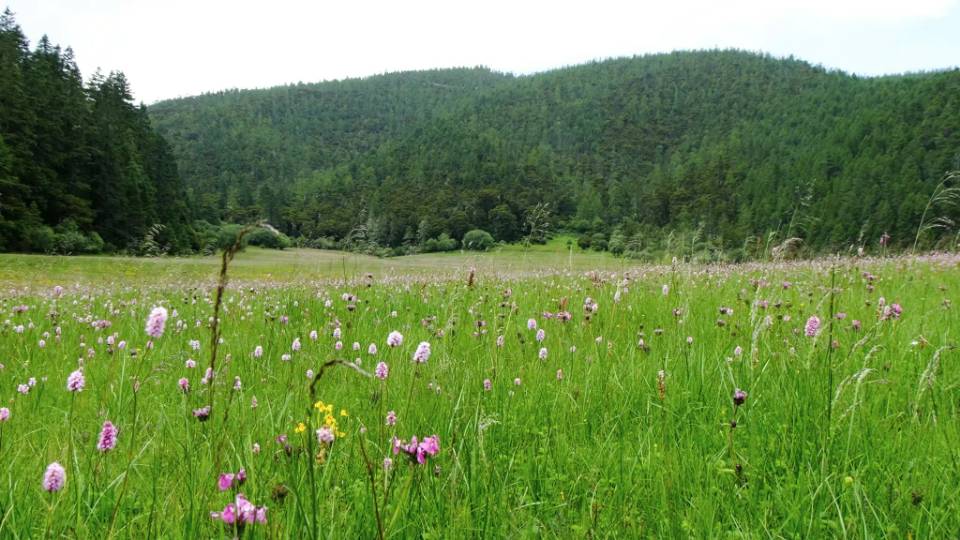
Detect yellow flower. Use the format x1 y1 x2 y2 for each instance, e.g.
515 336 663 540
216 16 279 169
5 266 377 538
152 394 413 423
339 409 348 417
295 422 306 434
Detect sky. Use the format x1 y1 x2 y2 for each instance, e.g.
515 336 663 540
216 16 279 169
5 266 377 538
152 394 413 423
7 0 960 104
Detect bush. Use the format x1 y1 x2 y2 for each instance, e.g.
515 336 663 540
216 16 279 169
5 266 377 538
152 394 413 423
462 229 495 251
246 227 292 250
590 232 607 251
423 233 458 253
577 234 592 250
52 221 104 254
25 225 56 253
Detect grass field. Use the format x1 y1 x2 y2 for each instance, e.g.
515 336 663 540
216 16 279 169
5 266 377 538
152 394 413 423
0 238 623 286
0 248 958 537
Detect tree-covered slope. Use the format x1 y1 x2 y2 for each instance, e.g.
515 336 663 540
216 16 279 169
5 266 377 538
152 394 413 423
0 10 195 254
149 51 959 258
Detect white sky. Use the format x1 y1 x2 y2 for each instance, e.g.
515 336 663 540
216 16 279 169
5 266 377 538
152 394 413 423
8 0 960 104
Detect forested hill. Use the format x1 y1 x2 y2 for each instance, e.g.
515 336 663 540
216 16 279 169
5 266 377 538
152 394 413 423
152 50 960 258
0 10 195 254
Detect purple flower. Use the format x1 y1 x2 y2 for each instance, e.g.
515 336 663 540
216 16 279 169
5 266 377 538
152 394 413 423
316 426 335 444
387 331 403 348
483 379 492 391
218 468 246 491
66 369 85 392
538 347 548 360
178 377 190 393
97 420 118 452
375 361 389 380
368 343 378 355
193 406 211 421
43 462 66 492
253 345 263 358
0 407 9 422
805 316 821 337
211 493 266 526
145 306 168 338
413 341 431 363
527 318 537 330
733 388 748 406
536 329 545 342
392 434 440 464
291 338 301 352
385 410 397 426
852 319 862 331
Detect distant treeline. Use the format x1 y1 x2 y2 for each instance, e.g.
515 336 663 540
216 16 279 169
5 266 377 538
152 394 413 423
2 7 959 258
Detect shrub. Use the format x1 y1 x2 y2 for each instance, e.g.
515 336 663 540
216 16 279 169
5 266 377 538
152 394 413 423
423 233 458 253
462 229 495 251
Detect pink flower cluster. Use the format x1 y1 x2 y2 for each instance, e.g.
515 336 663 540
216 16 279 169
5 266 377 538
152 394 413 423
392 434 440 464
210 493 267 526
145 306 168 338
218 468 246 491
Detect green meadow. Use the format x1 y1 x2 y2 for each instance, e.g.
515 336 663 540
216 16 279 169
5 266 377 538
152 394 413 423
0 248 958 537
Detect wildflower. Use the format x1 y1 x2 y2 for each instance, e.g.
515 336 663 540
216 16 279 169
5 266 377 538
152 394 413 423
43 462 66 492
392 434 440 464
556 369 564 380
538 347 548 360
306 369 314 379
281 354 291 362
385 410 397 426
218 469 246 491
333 327 342 340
335 341 343 350
233 376 242 391
527 318 537 330
496 335 505 347
483 379 492 391
185 359 196 368
211 493 266 526
805 316 821 337
66 369 85 392
686 336 694 345
38 339 45 349
189 339 201 351
733 345 743 357
368 343 378 355
375 361 388 380
316 426 335 444
17 384 29 395
413 341 431 363
662 284 670 296
0 407 9 422
145 306 168 338
536 329 545 342
852 319 862 331
309 330 318 341
295 422 306 434
733 388 748 406
97 421 118 452
383 458 393 470
514 377 521 386
253 345 263 358
193 406 211 421
251 396 258 408
387 331 403 347
292 338 301 352
252 443 261 454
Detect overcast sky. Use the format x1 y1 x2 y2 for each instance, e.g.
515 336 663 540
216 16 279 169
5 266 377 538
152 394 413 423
8 0 960 104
